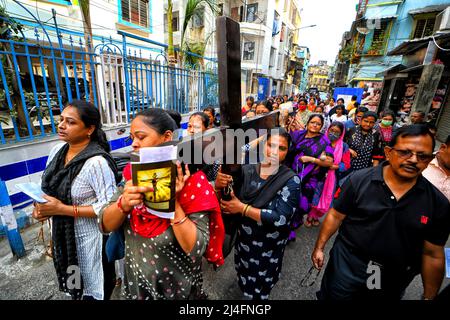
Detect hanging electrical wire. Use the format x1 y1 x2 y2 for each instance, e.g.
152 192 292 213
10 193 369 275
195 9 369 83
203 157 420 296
432 34 450 52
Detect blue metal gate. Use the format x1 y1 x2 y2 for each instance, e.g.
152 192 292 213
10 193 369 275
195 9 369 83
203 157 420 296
0 2 218 146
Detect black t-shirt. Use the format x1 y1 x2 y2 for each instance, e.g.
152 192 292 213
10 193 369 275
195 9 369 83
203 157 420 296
333 162 450 272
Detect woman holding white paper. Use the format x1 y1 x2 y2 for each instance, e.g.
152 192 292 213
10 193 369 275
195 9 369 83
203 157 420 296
99 108 224 300
32 100 119 300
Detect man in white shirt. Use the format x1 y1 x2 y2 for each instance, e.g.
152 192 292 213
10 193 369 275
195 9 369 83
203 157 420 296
423 135 450 202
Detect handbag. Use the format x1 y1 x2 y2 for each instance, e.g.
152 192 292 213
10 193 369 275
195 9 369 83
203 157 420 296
220 180 240 258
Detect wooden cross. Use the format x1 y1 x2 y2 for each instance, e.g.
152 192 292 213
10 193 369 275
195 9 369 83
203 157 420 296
132 17 279 177
178 17 279 172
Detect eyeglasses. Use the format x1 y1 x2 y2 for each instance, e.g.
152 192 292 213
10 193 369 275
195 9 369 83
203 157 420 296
390 148 434 162
300 266 322 287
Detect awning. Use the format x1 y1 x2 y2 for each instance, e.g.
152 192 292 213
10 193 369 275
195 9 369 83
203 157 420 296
409 4 449 15
387 37 432 56
375 64 406 77
387 32 450 56
400 65 425 74
364 4 399 20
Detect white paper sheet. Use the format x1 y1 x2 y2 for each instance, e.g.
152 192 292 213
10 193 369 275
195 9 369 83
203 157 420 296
15 182 47 203
139 145 177 163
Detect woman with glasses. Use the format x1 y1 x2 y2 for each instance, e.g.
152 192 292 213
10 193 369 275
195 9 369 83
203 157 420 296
287 114 334 236
345 111 383 173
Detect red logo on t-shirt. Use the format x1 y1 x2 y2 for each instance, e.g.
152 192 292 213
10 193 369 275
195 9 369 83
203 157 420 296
334 187 341 199
421 216 429 225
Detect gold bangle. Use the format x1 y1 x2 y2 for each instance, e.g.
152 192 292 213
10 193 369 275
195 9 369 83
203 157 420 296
242 204 249 216
171 216 188 226
244 205 252 217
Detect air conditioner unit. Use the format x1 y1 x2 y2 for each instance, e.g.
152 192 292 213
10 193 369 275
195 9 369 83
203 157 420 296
434 6 450 34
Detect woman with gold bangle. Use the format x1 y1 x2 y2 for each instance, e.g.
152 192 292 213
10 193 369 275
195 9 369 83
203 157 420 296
220 128 300 300
99 108 224 300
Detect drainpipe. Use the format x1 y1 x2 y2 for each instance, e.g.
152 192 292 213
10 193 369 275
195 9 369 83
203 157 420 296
0 180 26 258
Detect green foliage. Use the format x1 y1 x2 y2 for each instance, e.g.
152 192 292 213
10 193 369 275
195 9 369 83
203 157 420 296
339 44 353 62
0 5 23 41
181 0 217 58
184 41 206 67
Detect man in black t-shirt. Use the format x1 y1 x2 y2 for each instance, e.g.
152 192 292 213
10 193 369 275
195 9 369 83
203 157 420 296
312 125 450 300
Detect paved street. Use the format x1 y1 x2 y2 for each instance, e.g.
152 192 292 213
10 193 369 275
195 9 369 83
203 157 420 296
1 218 448 300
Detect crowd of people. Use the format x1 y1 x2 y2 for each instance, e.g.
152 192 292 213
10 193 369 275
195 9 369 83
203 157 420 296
31 95 450 301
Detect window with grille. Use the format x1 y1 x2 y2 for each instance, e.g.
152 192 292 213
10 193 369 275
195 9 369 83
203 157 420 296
121 0 149 28
243 42 255 61
269 47 276 67
277 53 282 70
412 18 436 39
192 6 205 28
366 20 390 55
246 4 258 23
164 11 179 32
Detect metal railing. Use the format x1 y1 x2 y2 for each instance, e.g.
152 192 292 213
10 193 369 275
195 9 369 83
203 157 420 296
0 10 218 145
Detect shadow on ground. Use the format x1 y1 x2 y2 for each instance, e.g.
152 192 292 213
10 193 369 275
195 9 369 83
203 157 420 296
1 221 448 300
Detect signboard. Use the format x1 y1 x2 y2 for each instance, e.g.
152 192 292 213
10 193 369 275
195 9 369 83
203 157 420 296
333 87 364 105
258 77 269 101
296 50 305 59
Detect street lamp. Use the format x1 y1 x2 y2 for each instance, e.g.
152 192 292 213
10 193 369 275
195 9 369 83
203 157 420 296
294 24 317 31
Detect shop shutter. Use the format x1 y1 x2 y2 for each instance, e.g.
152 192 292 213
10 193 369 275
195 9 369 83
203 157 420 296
437 98 450 142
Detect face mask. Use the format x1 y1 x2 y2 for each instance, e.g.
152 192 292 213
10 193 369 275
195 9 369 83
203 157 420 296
328 132 340 142
299 105 307 111
381 120 393 126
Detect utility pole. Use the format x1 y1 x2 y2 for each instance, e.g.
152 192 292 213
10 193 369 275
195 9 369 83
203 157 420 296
0 180 25 259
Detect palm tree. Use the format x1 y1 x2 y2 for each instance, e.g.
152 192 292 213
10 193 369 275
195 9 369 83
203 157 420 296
78 0 95 103
167 1 216 109
180 0 217 66
167 0 176 65
184 31 214 67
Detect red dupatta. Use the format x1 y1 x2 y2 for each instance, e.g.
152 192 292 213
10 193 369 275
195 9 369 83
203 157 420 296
123 163 225 267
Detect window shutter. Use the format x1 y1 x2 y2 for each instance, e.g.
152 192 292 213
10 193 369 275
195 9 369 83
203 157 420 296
121 0 130 22
413 19 426 39
139 0 149 27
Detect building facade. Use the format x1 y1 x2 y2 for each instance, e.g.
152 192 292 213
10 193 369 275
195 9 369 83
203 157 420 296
163 0 217 65
219 0 305 102
348 0 450 88
0 0 217 212
381 3 450 142
10 0 165 51
335 0 450 117
297 46 311 92
307 60 331 93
